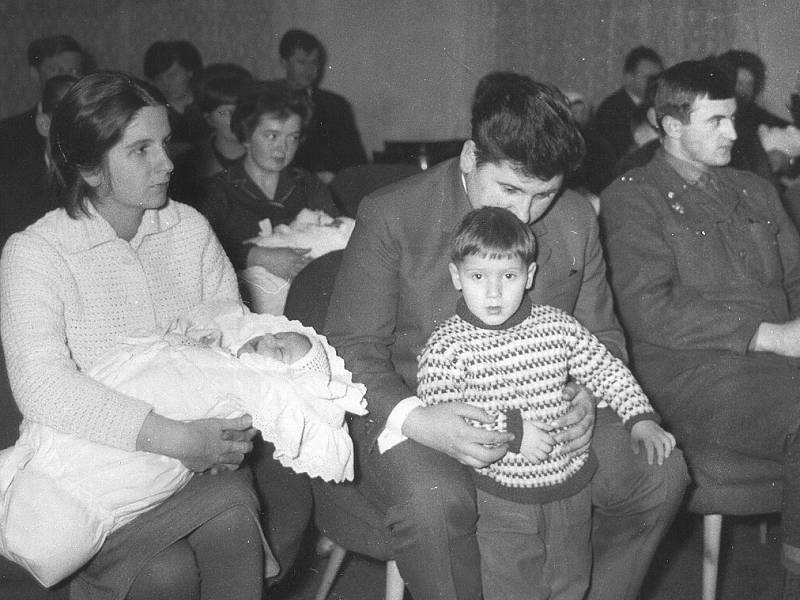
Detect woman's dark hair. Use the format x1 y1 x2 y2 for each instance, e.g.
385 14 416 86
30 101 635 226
471 71 585 181
143 40 202 80
717 49 767 98
48 70 166 218
192 63 254 113
230 82 312 144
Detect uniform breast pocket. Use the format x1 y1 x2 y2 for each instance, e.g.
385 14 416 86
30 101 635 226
746 220 782 284
666 223 736 287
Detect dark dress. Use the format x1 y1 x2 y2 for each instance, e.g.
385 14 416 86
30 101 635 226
201 158 338 271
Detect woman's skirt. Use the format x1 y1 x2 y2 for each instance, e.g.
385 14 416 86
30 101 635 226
69 467 278 599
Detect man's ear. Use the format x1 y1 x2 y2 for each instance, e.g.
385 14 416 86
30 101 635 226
448 262 462 291
661 114 683 140
459 140 477 175
35 113 51 138
526 262 537 289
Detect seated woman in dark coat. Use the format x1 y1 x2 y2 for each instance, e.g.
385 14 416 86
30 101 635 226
201 82 338 281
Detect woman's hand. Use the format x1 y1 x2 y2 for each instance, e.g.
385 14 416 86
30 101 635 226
246 245 313 280
137 413 257 473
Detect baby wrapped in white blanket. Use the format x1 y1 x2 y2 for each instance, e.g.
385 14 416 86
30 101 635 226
239 209 355 314
0 301 366 586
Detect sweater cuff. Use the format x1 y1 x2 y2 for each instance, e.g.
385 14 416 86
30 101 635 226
623 411 660 432
505 409 523 454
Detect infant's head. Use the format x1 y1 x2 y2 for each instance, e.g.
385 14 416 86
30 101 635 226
238 331 331 379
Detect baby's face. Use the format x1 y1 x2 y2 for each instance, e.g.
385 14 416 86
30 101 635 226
246 331 311 364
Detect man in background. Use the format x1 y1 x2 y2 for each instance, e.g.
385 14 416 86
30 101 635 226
0 35 86 165
595 45 663 161
278 29 367 183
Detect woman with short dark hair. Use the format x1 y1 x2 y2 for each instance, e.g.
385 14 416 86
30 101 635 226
202 82 339 281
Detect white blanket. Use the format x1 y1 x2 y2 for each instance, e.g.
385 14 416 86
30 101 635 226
239 209 355 315
0 301 366 586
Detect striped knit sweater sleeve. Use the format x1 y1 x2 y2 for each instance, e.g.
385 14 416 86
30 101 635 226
565 318 657 428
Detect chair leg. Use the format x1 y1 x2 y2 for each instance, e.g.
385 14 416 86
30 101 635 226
703 514 723 600
385 559 404 600
759 519 768 545
315 542 348 600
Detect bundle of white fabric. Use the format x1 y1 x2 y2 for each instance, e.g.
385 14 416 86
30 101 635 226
238 209 356 315
0 300 366 586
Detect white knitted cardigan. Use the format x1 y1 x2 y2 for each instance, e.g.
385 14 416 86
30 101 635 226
0 201 239 451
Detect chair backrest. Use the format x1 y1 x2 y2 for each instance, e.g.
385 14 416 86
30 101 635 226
330 163 420 218
284 250 344 331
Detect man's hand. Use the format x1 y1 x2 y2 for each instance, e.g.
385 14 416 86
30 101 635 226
246 246 313 280
402 403 514 468
550 382 595 459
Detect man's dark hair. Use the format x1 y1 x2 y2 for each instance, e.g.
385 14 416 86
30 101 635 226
230 82 312 144
192 63 254 113
279 29 325 60
623 46 663 74
471 71 585 181
27 35 83 68
143 40 202 80
451 206 537 266
717 49 767 98
653 59 735 133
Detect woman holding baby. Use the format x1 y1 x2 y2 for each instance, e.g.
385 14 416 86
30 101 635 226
200 81 340 281
0 71 288 599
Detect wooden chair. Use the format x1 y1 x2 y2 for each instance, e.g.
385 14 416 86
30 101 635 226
284 251 404 600
311 480 404 600
684 444 783 600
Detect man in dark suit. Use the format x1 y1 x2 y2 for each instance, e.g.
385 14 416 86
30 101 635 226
278 29 367 184
0 35 85 165
0 35 86 248
595 45 663 161
325 72 688 600
0 74 78 248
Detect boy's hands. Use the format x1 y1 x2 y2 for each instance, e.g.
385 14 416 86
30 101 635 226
519 420 556 463
630 420 676 465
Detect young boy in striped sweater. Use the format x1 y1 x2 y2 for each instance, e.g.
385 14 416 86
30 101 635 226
417 206 675 600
